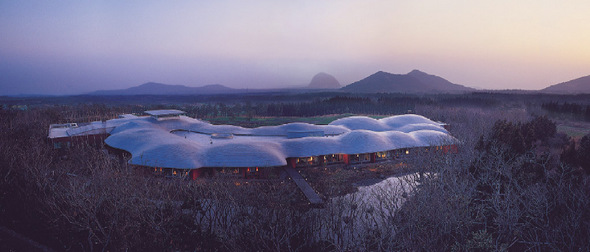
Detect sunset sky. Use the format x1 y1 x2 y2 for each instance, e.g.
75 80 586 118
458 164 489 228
1 0 589 95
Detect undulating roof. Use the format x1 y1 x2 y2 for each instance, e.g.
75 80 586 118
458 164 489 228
144 109 186 116
101 112 456 169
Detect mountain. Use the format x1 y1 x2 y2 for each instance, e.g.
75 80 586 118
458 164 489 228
89 82 237 95
541 75 590 94
341 70 474 94
307 72 341 89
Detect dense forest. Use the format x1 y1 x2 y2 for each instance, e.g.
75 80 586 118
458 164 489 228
542 101 590 121
1 92 589 251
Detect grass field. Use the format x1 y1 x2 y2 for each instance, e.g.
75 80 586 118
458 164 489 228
556 120 590 139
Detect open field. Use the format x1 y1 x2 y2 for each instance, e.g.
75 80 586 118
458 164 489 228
556 120 590 139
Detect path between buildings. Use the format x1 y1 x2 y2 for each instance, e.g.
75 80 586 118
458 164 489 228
0 226 55 252
283 167 324 206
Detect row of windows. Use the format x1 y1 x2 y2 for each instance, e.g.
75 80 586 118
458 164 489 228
154 167 267 179
153 167 190 178
149 146 455 178
294 148 415 167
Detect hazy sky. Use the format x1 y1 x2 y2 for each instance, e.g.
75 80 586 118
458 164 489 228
1 0 589 95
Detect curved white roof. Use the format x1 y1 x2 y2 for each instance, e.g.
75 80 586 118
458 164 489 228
145 109 185 116
104 113 456 169
328 114 445 132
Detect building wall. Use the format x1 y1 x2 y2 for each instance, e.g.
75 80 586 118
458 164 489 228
50 133 109 148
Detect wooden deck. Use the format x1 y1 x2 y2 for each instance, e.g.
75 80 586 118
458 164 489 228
284 167 323 206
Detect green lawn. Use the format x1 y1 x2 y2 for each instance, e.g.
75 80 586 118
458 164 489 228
556 121 590 139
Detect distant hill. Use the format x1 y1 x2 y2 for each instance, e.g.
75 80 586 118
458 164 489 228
89 82 237 95
541 75 590 94
307 72 341 89
341 70 474 94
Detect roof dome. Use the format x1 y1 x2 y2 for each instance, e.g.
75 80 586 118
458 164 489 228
329 116 389 131
339 130 391 154
203 142 286 167
380 114 437 128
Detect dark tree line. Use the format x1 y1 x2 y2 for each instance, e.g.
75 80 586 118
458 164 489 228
180 96 421 119
542 101 590 121
475 116 557 157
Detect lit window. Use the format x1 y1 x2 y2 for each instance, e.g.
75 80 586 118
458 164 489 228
405 150 409 155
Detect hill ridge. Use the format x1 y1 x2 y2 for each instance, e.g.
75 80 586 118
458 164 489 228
542 75 590 94
341 70 474 94
89 82 235 95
